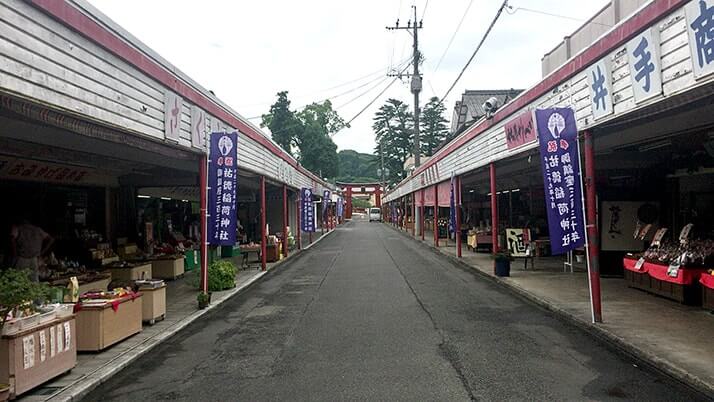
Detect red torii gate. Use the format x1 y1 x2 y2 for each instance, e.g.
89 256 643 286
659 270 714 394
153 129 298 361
336 182 384 219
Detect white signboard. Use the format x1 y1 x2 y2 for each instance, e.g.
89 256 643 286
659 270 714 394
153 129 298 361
164 91 182 141
627 27 662 103
685 0 714 79
586 58 614 120
190 105 206 149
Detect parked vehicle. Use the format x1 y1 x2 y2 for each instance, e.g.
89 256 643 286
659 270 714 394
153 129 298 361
368 208 381 222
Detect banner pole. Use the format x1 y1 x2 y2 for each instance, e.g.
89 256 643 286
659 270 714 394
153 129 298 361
582 130 603 323
578 132 597 323
199 154 208 294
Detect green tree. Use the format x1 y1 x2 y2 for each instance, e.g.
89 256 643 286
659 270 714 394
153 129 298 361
261 91 302 155
420 97 449 156
373 98 413 185
295 101 346 178
336 150 379 183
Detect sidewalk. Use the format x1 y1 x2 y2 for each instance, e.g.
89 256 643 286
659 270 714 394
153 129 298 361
18 229 335 402
394 225 714 398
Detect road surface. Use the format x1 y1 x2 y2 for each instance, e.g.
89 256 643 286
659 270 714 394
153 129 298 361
86 220 701 401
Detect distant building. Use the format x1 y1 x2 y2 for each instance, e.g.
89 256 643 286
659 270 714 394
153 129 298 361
448 89 523 137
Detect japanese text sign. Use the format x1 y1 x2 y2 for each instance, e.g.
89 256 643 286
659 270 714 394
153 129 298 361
505 110 536 150
337 197 344 218
164 91 182 141
535 108 586 255
322 190 331 222
208 132 238 246
686 0 714 79
586 59 613 120
627 27 662 103
301 188 315 232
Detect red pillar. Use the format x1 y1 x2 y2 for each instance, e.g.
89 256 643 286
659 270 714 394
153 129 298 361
434 185 439 247
282 184 288 258
260 176 267 271
346 187 353 219
584 130 603 323
296 197 301 250
456 176 462 258
199 155 208 294
490 163 498 256
420 189 425 241
375 188 382 208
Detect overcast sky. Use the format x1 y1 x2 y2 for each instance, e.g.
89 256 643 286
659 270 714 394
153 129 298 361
89 0 610 154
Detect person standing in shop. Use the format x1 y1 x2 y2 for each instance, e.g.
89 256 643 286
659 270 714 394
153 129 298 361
9 218 54 282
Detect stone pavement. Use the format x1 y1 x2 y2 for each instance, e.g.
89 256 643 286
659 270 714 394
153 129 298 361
403 226 714 398
17 230 334 402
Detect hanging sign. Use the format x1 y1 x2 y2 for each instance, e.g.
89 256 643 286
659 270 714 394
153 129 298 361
448 175 456 234
506 228 531 258
651 228 668 247
535 107 586 255
679 223 693 244
208 131 238 245
301 188 315 232
505 110 536 150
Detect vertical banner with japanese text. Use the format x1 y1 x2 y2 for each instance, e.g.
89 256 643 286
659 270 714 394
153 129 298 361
336 196 344 218
301 188 315 232
208 132 238 245
322 190 331 223
535 108 586 255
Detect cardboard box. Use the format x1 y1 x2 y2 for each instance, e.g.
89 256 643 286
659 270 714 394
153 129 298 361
75 295 142 351
138 285 166 323
150 258 184 280
0 316 77 398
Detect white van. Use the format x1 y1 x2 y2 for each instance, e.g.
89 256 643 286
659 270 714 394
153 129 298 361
368 208 382 222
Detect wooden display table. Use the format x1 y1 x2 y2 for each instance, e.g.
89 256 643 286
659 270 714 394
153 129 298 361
109 263 152 281
239 246 261 270
623 257 706 305
1 316 76 398
150 257 185 280
701 274 714 311
75 295 143 351
137 283 166 324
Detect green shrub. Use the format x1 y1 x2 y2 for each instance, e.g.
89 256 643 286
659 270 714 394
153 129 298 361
0 269 50 331
207 260 236 291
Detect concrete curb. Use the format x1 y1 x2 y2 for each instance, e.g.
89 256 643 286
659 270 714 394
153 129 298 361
47 229 338 402
386 224 714 400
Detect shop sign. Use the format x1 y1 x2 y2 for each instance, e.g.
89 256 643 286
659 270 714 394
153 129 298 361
208 132 239 245
190 105 207 149
164 91 182 142
685 0 714 79
277 160 294 186
0 157 116 187
586 58 613 120
505 110 536 150
535 107 586 255
506 228 531 258
322 190 331 222
679 223 694 244
627 27 663 103
301 188 315 232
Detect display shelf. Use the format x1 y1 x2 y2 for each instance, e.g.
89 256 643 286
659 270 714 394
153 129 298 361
74 295 142 351
150 257 184 280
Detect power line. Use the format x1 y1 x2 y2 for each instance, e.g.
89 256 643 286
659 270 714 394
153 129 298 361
334 75 392 110
433 0 474 74
505 5 612 27
439 0 508 104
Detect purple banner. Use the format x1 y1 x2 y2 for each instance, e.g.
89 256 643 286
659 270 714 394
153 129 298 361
448 176 456 234
301 188 315 233
208 132 238 246
535 108 585 255
322 190 331 223
336 196 344 218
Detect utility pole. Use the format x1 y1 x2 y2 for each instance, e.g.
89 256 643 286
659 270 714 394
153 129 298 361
387 5 422 168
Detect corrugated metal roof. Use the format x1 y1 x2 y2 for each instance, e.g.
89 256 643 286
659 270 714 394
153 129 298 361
450 89 523 133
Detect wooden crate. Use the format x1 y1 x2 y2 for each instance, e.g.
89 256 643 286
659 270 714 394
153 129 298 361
75 296 143 351
150 258 184 280
138 285 166 324
109 263 152 281
1 317 77 398
624 269 650 291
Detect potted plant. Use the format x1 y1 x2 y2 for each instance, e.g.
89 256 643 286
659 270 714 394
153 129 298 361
492 251 514 277
0 269 49 334
197 291 211 309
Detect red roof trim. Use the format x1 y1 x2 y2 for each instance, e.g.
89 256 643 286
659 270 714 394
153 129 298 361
412 0 687 179
28 0 327 185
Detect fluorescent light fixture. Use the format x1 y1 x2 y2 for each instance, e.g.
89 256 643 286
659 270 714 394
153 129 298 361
638 140 670 152
469 189 475 193
181 199 189 202
137 195 150 199
511 188 521 193
160 197 171 200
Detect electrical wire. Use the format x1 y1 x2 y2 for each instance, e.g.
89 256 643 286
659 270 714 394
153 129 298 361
439 0 508 104
433 0 474 74
505 5 612 27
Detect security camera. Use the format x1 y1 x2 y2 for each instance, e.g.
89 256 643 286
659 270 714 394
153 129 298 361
482 97 499 113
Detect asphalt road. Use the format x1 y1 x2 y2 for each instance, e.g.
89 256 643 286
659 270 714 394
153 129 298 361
85 220 702 401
